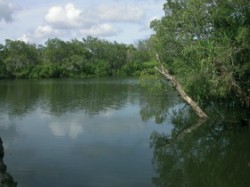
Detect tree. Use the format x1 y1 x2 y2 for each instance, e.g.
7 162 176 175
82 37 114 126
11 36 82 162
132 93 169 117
0 44 7 78
82 37 129 76
150 0 250 108
43 38 69 64
3 40 40 78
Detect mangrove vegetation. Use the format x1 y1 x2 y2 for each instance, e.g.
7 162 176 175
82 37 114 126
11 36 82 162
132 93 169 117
0 36 154 79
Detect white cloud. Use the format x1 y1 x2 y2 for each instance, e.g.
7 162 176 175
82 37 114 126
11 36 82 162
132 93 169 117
80 23 120 37
0 0 15 22
45 3 85 29
96 4 144 22
34 25 57 38
18 2 125 43
18 25 62 43
44 3 144 30
18 34 30 43
14 1 164 44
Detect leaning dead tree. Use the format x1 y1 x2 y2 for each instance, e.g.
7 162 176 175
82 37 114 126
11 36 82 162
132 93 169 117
155 54 208 119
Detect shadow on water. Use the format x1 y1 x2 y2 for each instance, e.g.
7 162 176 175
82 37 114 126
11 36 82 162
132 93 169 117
0 137 17 187
149 102 250 187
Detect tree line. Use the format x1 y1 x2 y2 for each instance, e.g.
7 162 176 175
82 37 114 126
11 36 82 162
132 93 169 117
0 36 154 79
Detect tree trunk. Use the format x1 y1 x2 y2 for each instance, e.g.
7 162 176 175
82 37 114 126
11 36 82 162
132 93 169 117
155 55 208 119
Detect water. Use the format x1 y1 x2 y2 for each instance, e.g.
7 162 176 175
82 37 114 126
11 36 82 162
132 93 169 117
0 78 249 187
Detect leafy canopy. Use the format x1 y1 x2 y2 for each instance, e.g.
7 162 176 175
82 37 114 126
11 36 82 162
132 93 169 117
150 0 250 107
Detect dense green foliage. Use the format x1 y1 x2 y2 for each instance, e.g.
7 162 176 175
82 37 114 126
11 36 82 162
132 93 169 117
0 37 153 79
150 0 250 107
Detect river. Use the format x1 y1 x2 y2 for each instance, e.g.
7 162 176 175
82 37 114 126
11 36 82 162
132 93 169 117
0 78 249 187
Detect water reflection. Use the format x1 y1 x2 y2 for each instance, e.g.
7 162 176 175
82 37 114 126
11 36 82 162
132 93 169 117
0 78 249 187
0 78 177 140
0 78 170 187
48 119 84 139
150 106 250 187
139 89 180 124
0 79 136 118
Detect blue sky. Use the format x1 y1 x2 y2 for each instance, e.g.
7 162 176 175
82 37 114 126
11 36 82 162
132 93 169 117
0 0 165 44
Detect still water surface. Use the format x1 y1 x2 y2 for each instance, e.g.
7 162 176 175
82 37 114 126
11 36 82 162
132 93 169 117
0 78 249 187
